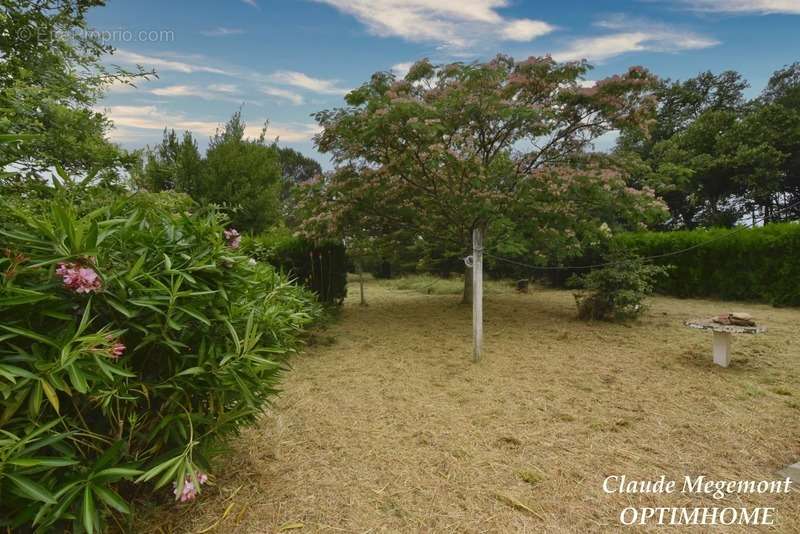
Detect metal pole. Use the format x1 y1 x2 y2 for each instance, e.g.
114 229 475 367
473 226 483 363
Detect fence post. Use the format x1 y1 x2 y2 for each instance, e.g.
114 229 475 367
473 226 484 363
357 260 367 306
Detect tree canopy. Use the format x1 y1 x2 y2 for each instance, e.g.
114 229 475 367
616 65 800 227
302 56 668 285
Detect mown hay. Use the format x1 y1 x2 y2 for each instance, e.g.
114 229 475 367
138 280 800 533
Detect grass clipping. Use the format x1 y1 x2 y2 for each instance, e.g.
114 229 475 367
137 277 800 533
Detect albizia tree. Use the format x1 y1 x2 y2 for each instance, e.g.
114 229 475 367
305 55 668 301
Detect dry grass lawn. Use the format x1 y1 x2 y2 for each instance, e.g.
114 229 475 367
140 278 800 533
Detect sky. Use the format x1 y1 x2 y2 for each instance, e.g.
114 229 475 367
90 0 800 166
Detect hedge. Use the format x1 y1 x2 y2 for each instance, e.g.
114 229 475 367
245 230 348 304
616 223 800 306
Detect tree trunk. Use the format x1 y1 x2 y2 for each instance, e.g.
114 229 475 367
357 261 367 306
462 266 473 305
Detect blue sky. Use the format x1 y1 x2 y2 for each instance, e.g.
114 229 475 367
91 0 800 166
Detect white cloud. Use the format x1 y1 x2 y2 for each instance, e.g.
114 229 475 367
101 105 320 143
312 0 554 48
208 84 239 94
150 85 206 97
242 0 258 7
113 49 232 75
263 86 305 105
147 84 246 104
201 27 246 37
391 62 414 77
501 19 555 42
676 0 800 14
270 70 349 95
552 19 719 62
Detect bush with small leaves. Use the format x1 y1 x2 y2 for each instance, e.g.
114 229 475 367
570 256 670 321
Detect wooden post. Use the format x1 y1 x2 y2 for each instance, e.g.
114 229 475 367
357 261 367 306
472 226 484 363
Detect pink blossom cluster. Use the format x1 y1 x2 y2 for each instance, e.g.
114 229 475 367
223 228 241 249
56 262 102 294
90 335 126 359
108 340 126 359
173 472 209 502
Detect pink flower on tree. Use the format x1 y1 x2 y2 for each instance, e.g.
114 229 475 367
56 262 102 294
173 472 209 502
223 228 241 249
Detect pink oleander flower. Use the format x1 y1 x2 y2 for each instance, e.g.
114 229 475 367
56 262 102 294
109 341 126 359
173 472 209 502
223 228 241 249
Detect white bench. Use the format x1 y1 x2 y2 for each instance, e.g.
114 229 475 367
685 320 767 367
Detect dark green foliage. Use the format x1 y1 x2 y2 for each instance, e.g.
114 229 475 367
0 192 320 532
617 223 800 305
570 256 670 321
133 129 204 196
245 229 347 304
199 113 282 233
275 146 322 228
615 67 800 228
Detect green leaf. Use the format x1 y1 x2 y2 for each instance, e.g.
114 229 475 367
127 253 147 279
7 474 58 504
83 485 96 534
135 456 180 484
223 319 241 352
175 367 205 377
9 457 78 467
92 484 131 514
66 364 89 394
28 380 42 416
176 306 210 326
0 364 38 380
85 221 99 250
0 289 52 307
0 325 60 348
41 380 60 413
105 296 133 318
94 467 143 480
76 299 93 336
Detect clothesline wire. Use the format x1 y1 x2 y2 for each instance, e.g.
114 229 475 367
480 198 800 272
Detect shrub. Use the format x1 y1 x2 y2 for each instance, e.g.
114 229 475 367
245 228 347 304
616 223 800 306
570 256 670 321
0 194 320 532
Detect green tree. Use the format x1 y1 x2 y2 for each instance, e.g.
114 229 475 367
307 56 667 301
274 146 322 227
0 0 148 178
615 71 750 227
134 129 204 195
199 112 282 233
616 66 800 227
762 62 800 109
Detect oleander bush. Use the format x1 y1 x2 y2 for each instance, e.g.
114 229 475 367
616 223 800 306
0 193 320 532
245 228 347 304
